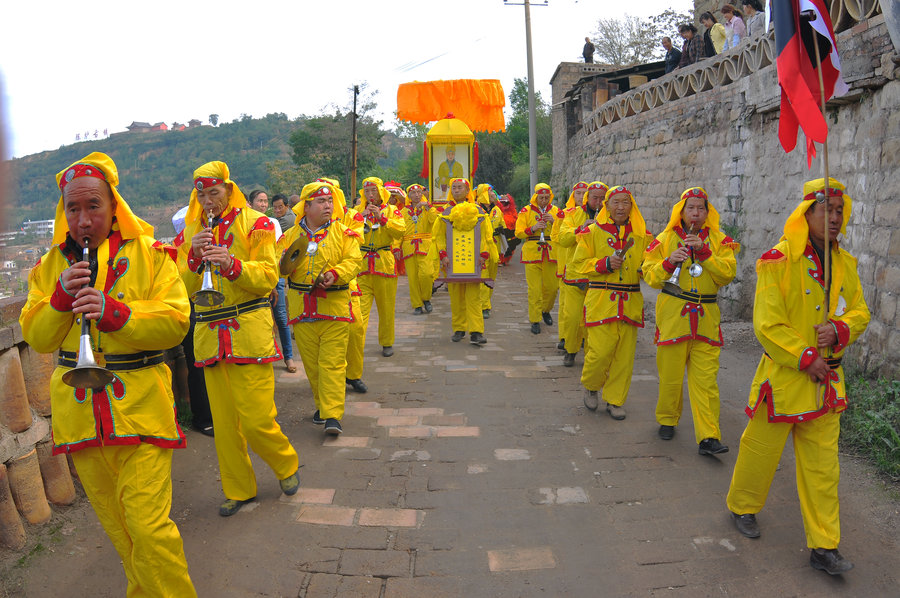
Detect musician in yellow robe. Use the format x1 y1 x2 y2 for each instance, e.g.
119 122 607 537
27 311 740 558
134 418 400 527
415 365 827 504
643 187 739 455
433 178 497 344
555 181 589 350
400 183 439 315
175 160 299 517
349 177 404 362
557 181 607 367
476 183 503 318
280 181 361 435
572 185 651 420
515 184 564 334
20 152 196 596
726 178 869 576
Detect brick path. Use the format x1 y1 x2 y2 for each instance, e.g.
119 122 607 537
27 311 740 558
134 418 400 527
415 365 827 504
10 260 900 597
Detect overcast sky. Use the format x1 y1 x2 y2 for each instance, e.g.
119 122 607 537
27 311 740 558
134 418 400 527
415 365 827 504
1 0 692 159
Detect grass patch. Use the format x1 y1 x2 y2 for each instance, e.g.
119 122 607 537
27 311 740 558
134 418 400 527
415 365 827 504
841 371 900 481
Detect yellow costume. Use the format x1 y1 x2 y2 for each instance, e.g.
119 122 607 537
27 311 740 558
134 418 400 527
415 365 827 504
515 184 564 325
476 183 502 313
572 185 651 408
400 183 439 311
727 179 869 552
557 181 606 356
643 188 740 444
280 182 361 424
432 179 498 339
349 177 405 361
20 152 195 596
175 161 298 505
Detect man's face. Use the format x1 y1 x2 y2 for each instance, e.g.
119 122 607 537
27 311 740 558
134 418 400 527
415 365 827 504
575 189 587 205
251 192 269 212
273 198 288 218
662 38 672 51
450 180 468 201
304 194 334 227
585 189 604 210
446 149 456 161
805 195 844 248
607 193 632 225
682 197 709 230
197 182 232 218
408 187 424 203
364 186 380 204
63 177 115 250
536 191 552 209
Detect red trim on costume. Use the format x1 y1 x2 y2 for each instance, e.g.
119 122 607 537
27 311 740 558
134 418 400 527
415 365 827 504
187 248 203 273
798 346 819 370
345 229 360 238
353 212 364 222
646 239 660 252
194 176 223 190
582 290 644 328
573 182 588 191
59 163 107 190
439 250 448 259
594 258 611 274
759 248 785 262
96 296 131 332
250 216 274 233
173 230 185 248
51 278 77 311
152 240 178 262
222 257 242 281
831 319 850 350
694 243 712 262
803 187 842 202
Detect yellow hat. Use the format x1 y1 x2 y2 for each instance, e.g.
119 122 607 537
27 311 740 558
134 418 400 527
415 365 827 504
53 152 152 245
293 181 345 225
358 176 391 208
782 177 852 259
565 181 588 209
529 183 554 208
597 185 648 239
185 161 248 226
475 183 495 205
582 181 609 208
448 177 475 203
315 177 348 209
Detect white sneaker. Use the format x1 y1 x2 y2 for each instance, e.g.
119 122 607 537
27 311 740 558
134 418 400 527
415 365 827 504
583 388 599 411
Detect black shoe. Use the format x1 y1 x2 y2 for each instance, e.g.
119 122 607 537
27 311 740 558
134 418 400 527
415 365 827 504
530 322 541 334
542 312 553 325
658 425 675 440
451 331 465 342
219 497 256 517
698 438 729 456
731 512 761 538
423 301 433 313
346 378 368 393
382 346 394 357
810 548 854 575
470 332 487 345
324 418 343 435
197 423 215 437
563 353 575 367
557 339 566 351
482 309 491 319
312 410 325 425
413 307 424 315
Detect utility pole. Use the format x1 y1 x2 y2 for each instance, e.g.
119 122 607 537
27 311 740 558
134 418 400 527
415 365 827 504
505 0 547 191
350 85 360 194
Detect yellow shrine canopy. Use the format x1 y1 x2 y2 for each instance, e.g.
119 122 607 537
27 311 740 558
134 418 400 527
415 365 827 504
396 79 506 133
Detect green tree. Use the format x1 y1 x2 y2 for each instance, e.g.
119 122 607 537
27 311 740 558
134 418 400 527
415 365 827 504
209 114 219 126
591 8 694 67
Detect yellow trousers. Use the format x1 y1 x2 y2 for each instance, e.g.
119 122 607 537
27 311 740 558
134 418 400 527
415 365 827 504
481 259 498 310
204 362 299 501
655 340 722 443
72 444 196 598
581 322 637 406
561 282 587 353
358 274 398 347
406 255 434 309
524 261 558 323
449 282 484 333
726 406 842 549
346 293 364 380
294 319 349 420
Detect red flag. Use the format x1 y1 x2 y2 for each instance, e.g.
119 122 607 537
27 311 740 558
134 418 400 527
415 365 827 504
775 0 848 164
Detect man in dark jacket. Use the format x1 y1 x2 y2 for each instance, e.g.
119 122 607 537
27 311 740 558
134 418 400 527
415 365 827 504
662 37 682 73
582 37 595 63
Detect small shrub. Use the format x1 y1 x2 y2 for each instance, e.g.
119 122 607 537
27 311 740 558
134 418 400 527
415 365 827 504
841 371 900 481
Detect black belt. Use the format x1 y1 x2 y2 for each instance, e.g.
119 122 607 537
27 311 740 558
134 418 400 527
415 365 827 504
526 235 546 242
661 287 718 304
765 352 842 370
361 245 391 252
193 297 270 322
288 281 350 292
588 282 640 292
58 350 165 371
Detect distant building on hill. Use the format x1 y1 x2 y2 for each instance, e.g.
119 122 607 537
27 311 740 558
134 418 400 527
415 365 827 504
188 119 202 128
126 121 152 132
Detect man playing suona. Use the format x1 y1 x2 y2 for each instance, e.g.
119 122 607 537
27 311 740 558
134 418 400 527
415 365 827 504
555 181 589 352
279 180 361 436
477 183 503 319
726 178 870 576
20 152 196 595
515 183 563 334
572 185 651 421
643 187 739 455
175 160 299 517
400 183 439 315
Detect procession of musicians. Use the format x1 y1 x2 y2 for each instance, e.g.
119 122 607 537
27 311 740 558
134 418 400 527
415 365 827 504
19 150 869 594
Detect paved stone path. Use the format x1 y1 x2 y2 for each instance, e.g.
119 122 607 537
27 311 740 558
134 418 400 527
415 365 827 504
7 260 900 597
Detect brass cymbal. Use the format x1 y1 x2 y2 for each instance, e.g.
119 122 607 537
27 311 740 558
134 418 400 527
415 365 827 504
279 236 309 276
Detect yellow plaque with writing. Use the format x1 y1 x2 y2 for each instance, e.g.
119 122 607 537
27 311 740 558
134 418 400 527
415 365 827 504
451 228 476 274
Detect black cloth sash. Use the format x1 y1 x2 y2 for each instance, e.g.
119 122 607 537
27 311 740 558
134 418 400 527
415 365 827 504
661 287 718 304
287 281 350 292
192 297 270 322
588 281 640 292
58 349 165 371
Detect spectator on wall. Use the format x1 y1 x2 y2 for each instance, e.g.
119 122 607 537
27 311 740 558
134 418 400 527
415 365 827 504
701 12 727 55
583 37 595 63
662 37 682 74
742 0 766 37
677 24 706 69
721 4 746 49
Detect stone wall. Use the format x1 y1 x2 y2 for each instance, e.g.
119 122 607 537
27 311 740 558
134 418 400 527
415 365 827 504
551 16 900 378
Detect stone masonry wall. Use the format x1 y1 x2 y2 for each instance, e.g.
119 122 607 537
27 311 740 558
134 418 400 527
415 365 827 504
552 17 900 378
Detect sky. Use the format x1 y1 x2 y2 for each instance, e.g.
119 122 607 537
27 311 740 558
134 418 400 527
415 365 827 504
0 0 692 160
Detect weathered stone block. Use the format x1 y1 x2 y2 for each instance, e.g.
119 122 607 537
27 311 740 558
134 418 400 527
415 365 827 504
18 344 53 416
0 348 32 433
6 448 51 524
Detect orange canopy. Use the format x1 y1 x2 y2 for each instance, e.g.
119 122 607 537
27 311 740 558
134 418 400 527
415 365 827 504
397 79 506 133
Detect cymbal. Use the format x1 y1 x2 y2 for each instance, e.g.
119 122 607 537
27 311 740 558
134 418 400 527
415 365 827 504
280 236 309 276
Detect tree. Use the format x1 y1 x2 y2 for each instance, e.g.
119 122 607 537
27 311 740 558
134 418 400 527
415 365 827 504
592 8 694 67
209 114 219 126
